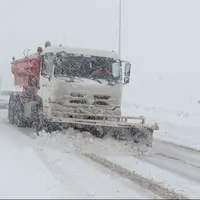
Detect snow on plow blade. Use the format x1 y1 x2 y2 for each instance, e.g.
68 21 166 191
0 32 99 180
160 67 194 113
50 112 159 146
51 112 159 130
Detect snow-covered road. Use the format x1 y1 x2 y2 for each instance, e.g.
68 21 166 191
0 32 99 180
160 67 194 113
0 109 200 198
0 110 158 199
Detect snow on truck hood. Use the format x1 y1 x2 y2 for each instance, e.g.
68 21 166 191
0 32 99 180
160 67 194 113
56 77 119 85
54 77 122 95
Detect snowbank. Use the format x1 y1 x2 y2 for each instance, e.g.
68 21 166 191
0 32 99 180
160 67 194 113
122 103 200 150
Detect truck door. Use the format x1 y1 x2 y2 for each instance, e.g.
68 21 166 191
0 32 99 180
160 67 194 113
39 53 54 117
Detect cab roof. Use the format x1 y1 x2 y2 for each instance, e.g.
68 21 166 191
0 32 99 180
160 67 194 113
43 45 120 59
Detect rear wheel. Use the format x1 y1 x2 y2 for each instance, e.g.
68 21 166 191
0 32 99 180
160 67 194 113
8 95 14 124
35 103 43 136
14 98 25 127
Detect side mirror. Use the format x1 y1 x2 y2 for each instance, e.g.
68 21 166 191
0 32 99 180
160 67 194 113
123 76 130 85
41 70 51 81
124 62 131 77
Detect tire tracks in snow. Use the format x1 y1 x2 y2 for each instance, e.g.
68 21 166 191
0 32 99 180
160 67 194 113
82 152 187 199
158 139 200 153
23 129 195 199
156 152 200 169
152 139 200 170
34 148 160 199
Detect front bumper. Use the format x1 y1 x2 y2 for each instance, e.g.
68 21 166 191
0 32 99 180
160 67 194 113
47 111 159 131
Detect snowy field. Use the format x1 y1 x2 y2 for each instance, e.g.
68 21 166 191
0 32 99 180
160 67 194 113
123 103 200 150
122 70 200 151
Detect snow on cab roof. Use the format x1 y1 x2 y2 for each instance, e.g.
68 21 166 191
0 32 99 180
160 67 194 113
43 45 120 59
13 52 40 63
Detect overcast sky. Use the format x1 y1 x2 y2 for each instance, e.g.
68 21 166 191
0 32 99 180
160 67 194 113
0 0 200 109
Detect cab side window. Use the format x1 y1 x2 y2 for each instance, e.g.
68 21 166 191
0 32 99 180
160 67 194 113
41 53 54 76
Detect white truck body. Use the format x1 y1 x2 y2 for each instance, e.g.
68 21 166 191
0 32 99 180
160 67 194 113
38 46 125 122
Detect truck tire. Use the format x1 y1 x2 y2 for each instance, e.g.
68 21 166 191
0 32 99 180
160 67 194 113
14 96 25 127
35 96 43 135
35 107 43 135
8 94 14 124
45 122 61 133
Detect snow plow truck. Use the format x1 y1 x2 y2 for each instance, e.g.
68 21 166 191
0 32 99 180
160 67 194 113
8 41 159 147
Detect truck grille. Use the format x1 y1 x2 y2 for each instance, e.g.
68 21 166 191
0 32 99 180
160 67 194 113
94 95 110 100
69 99 87 104
93 101 108 106
70 92 85 98
52 91 116 108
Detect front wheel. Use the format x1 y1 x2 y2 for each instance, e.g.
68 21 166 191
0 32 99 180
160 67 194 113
35 105 43 136
14 99 25 127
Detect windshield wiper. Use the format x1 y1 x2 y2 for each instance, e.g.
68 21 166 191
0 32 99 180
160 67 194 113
93 79 102 84
56 75 75 82
87 77 102 84
56 76 103 84
88 77 117 85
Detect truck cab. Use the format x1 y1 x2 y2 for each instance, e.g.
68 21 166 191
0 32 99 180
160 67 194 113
38 45 131 123
8 43 132 133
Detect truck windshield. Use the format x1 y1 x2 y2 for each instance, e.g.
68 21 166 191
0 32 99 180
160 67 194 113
53 51 120 82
